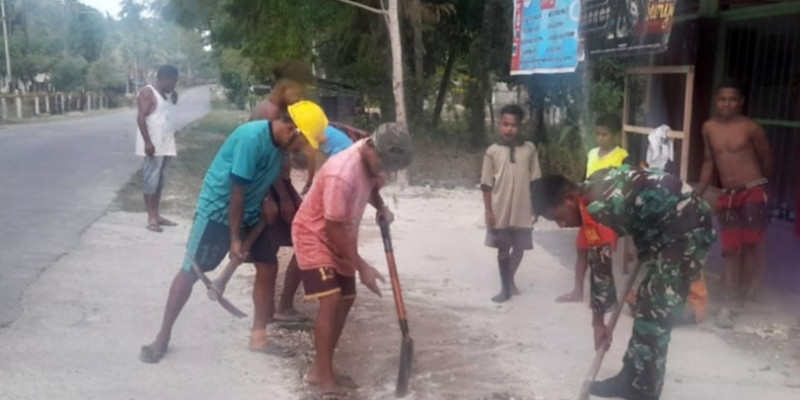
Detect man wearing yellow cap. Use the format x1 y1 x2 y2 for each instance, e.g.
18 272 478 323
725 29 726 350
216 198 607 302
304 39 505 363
139 103 327 364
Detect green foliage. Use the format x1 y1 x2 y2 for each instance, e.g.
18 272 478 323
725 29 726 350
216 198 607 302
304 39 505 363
538 124 587 182
0 0 212 92
86 52 128 92
589 79 624 119
217 48 252 109
51 56 89 91
69 3 107 63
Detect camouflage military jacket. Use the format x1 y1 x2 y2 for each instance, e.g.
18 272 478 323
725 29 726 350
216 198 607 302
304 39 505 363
582 166 716 313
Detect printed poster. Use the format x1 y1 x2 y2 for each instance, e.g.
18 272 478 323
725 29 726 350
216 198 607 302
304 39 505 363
582 0 678 56
511 0 581 75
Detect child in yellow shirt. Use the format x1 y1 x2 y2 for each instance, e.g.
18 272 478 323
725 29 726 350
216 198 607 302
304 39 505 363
586 114 629 178
556 114 627 302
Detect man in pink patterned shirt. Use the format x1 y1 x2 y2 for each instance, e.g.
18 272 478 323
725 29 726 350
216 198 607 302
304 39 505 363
293 123 412 396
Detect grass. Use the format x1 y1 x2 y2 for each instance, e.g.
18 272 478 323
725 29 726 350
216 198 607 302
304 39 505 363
111 107 248 219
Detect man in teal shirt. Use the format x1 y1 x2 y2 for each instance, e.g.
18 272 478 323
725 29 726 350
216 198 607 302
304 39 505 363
140 105 327 364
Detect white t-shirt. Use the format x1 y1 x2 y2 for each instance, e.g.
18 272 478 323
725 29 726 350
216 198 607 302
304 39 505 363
135 85 176 157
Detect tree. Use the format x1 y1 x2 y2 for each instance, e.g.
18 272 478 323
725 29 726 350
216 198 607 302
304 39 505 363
51 56 88 91
86 49 127 92
332 0 407 127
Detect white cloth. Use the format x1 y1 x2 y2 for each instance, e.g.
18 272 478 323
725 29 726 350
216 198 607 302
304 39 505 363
646 124 674 170
135 85 176 157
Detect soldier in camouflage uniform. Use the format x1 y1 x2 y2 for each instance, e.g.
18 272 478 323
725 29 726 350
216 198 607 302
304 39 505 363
531 166 716 400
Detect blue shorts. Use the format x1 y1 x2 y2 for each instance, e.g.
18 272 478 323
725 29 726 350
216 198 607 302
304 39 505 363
142 156 169 195
181 217 279 272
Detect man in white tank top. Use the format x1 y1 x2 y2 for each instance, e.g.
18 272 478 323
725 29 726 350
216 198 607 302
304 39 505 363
136 65 178 232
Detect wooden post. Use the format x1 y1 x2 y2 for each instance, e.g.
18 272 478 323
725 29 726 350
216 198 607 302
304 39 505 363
15 95 21 119
1 97 6 120
34 96 40 115
45 95 50 114
87 93 92 111
680 67 696 182
622 74 630 150
60 94 65 113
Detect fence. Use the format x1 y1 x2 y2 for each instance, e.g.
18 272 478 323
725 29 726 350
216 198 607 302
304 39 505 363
0 92 131 122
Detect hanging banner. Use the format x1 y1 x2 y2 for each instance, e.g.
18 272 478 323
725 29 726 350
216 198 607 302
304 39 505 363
583 0 678 56
511 0 581 75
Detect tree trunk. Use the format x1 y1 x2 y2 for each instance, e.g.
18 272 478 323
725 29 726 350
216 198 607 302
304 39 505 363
409 0 424 129
467 0 494 147
387 0 409 186
432 46 456 129
387 0 407 127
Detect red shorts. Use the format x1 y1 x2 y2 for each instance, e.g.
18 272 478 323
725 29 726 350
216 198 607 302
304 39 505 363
716 185 769 251
576 224 618 251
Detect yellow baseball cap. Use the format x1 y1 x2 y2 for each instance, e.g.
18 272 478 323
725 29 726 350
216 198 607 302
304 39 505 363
287 100 328 149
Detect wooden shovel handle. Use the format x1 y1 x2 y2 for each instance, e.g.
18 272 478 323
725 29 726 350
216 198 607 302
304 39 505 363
219 218 270 272
577 261 642 400
379 218 410 330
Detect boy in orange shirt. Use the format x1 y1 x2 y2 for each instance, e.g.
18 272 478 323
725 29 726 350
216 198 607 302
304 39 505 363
556 115 627 302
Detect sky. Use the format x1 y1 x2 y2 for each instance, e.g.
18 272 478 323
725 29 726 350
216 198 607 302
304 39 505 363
81 0 123 18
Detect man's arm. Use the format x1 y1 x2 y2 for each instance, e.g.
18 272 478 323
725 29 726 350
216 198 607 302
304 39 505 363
326 220 359 267
482 188 495 228
229 182 247 260
304 155 317 194
697 123 715 196
326 219 383 296
751 123 773 178
480 150 496 228
529 144 542 223
271 161 293 211
369 187 394 224
369 187 385 210
136 87 156 156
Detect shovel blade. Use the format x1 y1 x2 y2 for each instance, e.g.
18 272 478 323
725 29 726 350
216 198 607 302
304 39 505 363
395 336 414 398
217 296 248 318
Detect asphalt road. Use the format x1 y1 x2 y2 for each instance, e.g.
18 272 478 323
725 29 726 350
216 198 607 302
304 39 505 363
0 85 211 327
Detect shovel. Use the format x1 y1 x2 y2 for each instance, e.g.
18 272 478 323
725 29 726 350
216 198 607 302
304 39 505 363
378 218 414 398
191 218 269 319
577 261 642 400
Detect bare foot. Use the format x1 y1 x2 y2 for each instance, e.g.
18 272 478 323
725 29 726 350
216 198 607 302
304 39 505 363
274 309 310 323
491 291 511 303
249 330 295 358
157 217 178 227
745 284 763 303
715 307 734 329
307 365 359 389
555 290 583 302
139 340 168 363
146 222 163 233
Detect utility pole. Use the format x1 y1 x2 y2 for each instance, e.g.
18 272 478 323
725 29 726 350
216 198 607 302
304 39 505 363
1 0 12 91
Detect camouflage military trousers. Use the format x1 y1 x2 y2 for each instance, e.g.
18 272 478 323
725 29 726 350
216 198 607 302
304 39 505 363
622 238 710 398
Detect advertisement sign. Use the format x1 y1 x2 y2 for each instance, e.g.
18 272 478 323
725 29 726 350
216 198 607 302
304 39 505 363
511 0 581 75
582 0 678 56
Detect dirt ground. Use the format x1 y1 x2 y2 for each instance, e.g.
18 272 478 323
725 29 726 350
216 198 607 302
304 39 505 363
3 109 799 399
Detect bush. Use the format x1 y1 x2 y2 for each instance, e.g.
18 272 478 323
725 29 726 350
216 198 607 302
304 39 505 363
86 55 127 93
51 56 89 92
538 123 586 182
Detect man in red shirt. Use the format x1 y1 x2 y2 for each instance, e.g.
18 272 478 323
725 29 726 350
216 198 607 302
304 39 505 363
292 123 413 397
